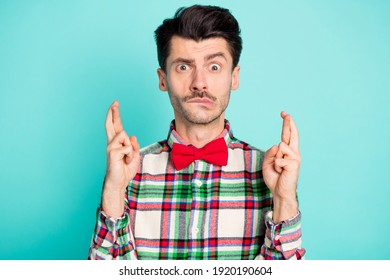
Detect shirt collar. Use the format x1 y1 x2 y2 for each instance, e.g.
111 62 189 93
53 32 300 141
166 120 233 149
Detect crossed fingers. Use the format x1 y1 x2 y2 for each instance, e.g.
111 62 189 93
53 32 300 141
280 111 299 150
105 101 138 165
105 100 124 142
274 111 300 173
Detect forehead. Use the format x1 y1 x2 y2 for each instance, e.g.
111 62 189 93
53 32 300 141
167 36 232 63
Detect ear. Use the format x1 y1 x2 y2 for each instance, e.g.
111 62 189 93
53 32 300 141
231 65 240 90
157 68 168 91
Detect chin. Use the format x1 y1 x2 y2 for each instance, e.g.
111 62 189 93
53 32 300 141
184 113 223 125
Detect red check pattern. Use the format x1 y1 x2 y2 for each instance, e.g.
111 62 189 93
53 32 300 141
89 120 305 260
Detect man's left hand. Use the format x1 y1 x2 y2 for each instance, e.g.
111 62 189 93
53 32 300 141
262 112 301 223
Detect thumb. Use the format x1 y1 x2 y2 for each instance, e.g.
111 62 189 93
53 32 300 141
124 136 140 165
130 136 140 154
263 145 278 165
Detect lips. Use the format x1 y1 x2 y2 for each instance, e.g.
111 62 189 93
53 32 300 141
187 98 213 104
187 98 214 108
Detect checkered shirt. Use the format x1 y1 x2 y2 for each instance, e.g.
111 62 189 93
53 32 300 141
89 121 305 260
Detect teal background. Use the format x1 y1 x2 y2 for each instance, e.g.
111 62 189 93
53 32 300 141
0 0 389 260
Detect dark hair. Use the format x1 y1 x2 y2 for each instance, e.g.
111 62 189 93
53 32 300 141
154 5 242 72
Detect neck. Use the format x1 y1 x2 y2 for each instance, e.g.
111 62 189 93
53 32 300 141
174 116 225 148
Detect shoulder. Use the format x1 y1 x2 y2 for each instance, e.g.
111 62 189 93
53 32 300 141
140 140 169 157
230 136 265 154
228 137 265 164
137 140 171 175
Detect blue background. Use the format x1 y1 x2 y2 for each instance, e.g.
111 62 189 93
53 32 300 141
1 0 389 259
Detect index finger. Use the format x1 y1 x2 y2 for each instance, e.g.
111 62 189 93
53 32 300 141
288 115 300 151
281 111 291 145
112 101 124 134
105 101 117 142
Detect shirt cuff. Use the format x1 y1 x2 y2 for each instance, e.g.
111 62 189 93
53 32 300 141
93 207 130 247
100 207 129 229
264 210 303 253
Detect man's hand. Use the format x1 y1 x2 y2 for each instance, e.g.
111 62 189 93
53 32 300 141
102 101 140 218
262 112 301 223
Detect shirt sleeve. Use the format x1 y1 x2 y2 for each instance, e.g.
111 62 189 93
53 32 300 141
255 210 306 260
88 205 137 260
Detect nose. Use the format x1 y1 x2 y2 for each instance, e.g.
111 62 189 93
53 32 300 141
190 69 208 92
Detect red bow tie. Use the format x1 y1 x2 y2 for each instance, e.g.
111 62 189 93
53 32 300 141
172 137 228 170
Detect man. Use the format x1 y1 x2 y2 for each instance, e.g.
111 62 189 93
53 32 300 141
89 5 305 260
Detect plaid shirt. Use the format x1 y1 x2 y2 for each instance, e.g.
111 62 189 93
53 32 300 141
89 121 305 260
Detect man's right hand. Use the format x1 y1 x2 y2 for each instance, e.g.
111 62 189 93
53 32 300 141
102 101 140 218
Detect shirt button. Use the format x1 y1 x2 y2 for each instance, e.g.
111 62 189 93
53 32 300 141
193 228 199 234
194 179 202 187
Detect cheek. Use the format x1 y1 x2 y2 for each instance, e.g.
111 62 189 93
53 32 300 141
168 74 190 92
212 74 232 92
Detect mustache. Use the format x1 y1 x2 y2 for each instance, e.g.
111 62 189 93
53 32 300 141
183 91 217 102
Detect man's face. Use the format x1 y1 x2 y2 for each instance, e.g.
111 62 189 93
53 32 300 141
158 36 240 126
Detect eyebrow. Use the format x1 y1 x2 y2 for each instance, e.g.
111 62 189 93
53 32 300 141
171 57 195 65
205 52 227 62
171 52 228 65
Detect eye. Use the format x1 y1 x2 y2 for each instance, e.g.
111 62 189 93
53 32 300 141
209 64 221 71
177 64 190 72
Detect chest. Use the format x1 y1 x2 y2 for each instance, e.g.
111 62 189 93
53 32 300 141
128 171 271 241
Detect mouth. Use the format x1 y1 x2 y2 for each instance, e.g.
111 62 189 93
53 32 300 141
187 97 213 104
186 97 215 108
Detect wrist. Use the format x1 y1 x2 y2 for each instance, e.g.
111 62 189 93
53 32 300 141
272 196 298 224
103 175 127 192
102 185 126 219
